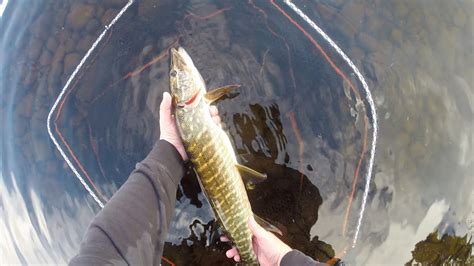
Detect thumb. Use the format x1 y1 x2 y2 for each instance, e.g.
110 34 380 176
160 92 172 118
248 216 265 238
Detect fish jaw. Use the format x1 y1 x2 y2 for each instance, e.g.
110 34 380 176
169 47 206 108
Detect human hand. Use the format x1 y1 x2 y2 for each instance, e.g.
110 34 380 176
159 92 222 161
221 216 292 266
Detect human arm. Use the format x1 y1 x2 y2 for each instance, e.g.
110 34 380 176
70 92 222 265
223 216 330 266
70 93 185 265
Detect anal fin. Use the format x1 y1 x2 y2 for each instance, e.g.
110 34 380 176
254 214 283 236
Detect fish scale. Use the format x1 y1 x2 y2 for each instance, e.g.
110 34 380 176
170 47 260 265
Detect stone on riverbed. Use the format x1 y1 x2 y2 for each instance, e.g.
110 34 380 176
67 3 95 30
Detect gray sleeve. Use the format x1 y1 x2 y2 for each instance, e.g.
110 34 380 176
280 250 330 266
70 140 185 266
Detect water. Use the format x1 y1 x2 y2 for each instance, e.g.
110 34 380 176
1 0 472 264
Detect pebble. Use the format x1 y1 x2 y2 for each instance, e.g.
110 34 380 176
315 3 336 21
104 0 128 8
85 19 100 34
39 50 53 66
46 37 58 52
16 92 35 117
67 3 95 30
340 2 365 29
357 32 379 53
29 12 53 40
27 37 43 60
76 35 95 53
101 9 118 26
63 52 81 75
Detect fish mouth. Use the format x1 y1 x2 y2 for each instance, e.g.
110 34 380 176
169 46 203 108
173 90 200 109
170 47 192 70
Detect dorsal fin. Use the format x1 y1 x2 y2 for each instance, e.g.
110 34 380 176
204 84 240 104
236 164 267 189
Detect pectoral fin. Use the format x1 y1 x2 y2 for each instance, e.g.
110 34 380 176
236 164 267 188
254 214 283 236
205 84 240 103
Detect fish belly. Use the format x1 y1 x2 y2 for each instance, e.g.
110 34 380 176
184 121 258 265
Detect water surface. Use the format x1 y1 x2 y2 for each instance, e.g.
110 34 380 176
1 0 472 264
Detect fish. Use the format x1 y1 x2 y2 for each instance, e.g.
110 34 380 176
169 47 280 265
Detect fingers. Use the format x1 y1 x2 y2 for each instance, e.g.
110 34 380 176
225 247 240 262
160 92 172 115
221 236 240 262
212 115 222 126
209 105 222 127
210 105 218 116
248 216 265 237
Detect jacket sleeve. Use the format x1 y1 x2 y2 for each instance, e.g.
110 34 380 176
69 140 185 266
280 250 330 266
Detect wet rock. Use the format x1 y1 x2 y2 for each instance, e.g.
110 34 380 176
76 35 95 53
27 37 43 60
95 6 105 18
358 32 379 53
335 19 357 41
350 46 365 62
29 12 53 40
65 37 77 53
39 50 53 66
48 45 65 95
67 3 95 30
85 18 100 34
22 65 37 86
101 9 118 26
16 92 35 117
54 8 68 30
315 3 336 21
340 2 365 30
64 53 81 75
46 37 58 52
36 79 49 99
104 0 128 7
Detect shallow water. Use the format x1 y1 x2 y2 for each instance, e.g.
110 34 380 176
1 0 472 264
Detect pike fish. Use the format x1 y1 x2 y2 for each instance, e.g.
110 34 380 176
169 47 280 265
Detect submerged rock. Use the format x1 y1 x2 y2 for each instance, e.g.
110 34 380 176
46 37 58 52
27 37 43 60
67 3 95 30
39 50 53 66
64 53 81 75
85 19 100 34
101 9 118 26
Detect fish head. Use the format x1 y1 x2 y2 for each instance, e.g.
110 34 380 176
169 47 206 108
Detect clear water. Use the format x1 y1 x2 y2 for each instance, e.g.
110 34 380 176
1 0 472 264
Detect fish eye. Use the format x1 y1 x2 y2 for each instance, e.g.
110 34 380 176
170 70 177 77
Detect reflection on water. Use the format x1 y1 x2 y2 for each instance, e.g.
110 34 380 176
1 0 472 264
